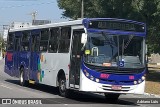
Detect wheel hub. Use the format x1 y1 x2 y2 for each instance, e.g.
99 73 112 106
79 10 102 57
20 72 23 83
60 80 65 92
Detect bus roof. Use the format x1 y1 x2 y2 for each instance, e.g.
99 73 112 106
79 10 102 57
9 18 145 32
9 19 83 32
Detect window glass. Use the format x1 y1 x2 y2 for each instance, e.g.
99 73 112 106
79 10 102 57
7 33 14 51
40 29 49 52
21 31 30 51
58 27 71 53
31 34 40 52
41 29 49 40
49 28 59 53
14 37 21 51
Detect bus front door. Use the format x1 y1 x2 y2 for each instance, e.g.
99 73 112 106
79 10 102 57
70 29 83 89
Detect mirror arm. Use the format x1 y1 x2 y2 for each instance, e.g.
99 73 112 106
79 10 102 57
81 43 86 51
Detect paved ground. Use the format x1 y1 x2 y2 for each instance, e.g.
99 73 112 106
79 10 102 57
0 59 159 107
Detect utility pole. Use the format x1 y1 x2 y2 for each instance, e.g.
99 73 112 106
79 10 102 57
0 33 2 60
29 11 37 21
81 0 84 18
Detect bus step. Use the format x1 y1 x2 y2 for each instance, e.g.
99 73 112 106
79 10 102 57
29 80 35 84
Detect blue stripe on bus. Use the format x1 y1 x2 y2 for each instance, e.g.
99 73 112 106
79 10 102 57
87 29 146 36
81 62 145 85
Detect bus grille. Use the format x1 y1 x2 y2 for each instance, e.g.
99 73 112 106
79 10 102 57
85 63 144 74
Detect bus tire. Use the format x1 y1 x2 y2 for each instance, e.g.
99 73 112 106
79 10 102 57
19 68 27 86
58 75 70 97
104 93 120 101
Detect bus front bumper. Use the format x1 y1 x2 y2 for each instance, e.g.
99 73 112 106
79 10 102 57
80 72 145 94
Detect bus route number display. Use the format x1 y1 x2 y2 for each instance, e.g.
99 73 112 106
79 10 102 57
88 20 145 32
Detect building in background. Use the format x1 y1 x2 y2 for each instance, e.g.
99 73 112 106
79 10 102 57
3 20 51 41
10 22 32 29
32 20 51 25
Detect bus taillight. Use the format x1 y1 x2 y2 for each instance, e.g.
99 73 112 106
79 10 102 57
6 52 13 61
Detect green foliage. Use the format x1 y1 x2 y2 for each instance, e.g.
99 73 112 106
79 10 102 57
57 0 160 54
0 33 4 49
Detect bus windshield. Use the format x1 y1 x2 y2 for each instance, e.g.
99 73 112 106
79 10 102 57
84 32 145 69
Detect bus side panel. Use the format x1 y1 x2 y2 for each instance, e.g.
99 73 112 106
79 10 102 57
12 51 20 77
4 52 14 77
19 52 30 80
38 53 70 87
30 52 40 82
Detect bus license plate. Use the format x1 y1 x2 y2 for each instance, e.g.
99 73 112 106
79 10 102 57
111 85 122 90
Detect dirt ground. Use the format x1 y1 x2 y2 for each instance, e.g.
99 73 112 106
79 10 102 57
145 65 160 95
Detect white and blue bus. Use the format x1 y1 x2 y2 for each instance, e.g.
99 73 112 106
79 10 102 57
5 18 147 100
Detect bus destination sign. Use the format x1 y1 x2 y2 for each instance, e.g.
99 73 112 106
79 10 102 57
88 20 145 32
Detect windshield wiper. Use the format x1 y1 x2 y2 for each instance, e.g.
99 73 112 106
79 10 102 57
101 32 115 56
122 35 134 56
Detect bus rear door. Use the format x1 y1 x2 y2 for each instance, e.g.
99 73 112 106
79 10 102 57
30 30 40 81
13 33 21 77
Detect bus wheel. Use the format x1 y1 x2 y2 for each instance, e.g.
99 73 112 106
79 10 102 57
104 93 120 101
20 68 27 86
58 75 70 97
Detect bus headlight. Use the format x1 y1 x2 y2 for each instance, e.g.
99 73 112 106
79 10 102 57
84 69 90 77
90 76 94 80
86 72 89 77
138 79 142 83
142 76 145 80
95 78 99 82
134 81 137 85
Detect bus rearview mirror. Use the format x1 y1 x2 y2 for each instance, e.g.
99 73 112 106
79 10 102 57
81 33 87 44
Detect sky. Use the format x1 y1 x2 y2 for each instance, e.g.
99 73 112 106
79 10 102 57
0 0 68 32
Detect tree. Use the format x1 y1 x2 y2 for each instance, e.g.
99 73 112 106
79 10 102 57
0 32 5 51
57 0 143 20
0 33 3 49
57 0 160 54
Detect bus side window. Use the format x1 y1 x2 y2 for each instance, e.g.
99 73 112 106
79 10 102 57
7 33 14 51
31 35 40 52
49 28 59 53
72 30 84 55
40 29 49 52
58 27 71 53
21 31 30 51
